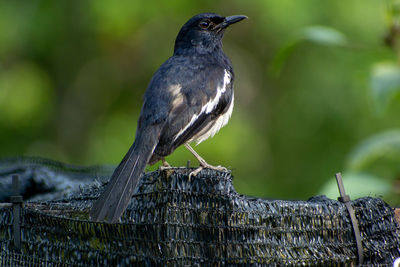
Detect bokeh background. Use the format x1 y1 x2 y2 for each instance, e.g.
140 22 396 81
1 0 400 205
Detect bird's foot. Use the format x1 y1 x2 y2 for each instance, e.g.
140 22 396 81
159 165 173 171
184 143 228 180
159 159 174 171
188 162 228 180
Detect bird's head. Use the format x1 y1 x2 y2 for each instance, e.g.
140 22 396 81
174 13 247 55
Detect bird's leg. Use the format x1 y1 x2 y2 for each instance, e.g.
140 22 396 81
162 158 171 167
159 158 172 170
184 143 227 178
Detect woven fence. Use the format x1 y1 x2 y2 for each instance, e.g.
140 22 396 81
0 157 399 266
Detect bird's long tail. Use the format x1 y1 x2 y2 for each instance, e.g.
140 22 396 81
90 126 160 223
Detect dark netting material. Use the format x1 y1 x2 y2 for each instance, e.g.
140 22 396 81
0 157 113 202
0 158 399 266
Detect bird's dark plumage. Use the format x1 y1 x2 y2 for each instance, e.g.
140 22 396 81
90 12 247 223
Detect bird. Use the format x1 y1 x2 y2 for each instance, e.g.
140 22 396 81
90 12 247 223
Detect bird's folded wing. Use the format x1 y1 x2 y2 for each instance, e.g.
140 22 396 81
153 66 233 154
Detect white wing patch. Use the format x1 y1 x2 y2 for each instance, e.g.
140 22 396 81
173 69 233 143
194 93 234 144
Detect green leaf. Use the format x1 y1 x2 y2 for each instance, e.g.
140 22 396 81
318 172 391 199
347 130 400 171
370 62 400 114
301 26 348 46
270 26 347 76
269 40 301 77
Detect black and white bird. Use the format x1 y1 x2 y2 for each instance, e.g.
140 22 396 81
90 13 247 223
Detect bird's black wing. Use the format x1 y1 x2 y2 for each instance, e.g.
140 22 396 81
150 56 234 159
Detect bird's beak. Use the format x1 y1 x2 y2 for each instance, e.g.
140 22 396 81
217 15 248 30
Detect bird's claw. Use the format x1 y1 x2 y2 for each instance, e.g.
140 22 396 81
159 159 175 176
159 158 173 170
159 165 173 171
188 164 228 180
203 163 228 172
188 166 203 181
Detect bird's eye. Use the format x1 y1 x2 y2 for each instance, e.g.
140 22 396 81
199 21 209 29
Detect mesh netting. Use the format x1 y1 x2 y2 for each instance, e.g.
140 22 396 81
0 158 399 266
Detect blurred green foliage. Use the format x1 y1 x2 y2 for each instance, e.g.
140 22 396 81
0 0 399 205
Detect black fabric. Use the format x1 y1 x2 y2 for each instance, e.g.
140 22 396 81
0 157 399 266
